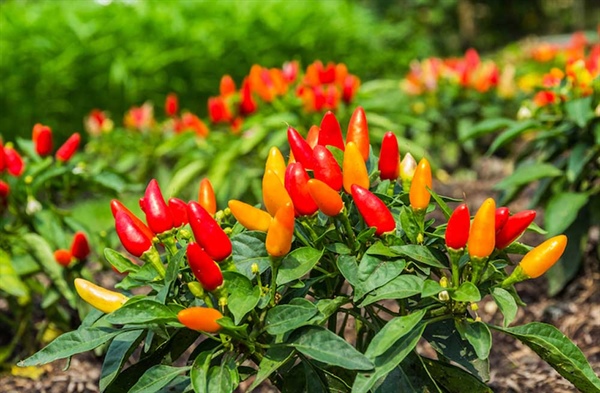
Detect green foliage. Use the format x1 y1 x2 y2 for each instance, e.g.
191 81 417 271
0 0 418 143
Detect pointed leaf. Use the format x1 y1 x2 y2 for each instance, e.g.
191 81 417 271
129 365 189 393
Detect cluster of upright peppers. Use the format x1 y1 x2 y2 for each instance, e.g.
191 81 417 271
444 199 568 291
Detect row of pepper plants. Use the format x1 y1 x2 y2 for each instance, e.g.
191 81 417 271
0 32 598 391
15 107 600 392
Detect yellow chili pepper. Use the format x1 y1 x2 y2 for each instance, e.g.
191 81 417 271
265 202 295 257
467 198 496 259
409 157 432 211
74 278 129 314
265 146 286 184
228 200 272 232
342 141 369 194
262 169 292 217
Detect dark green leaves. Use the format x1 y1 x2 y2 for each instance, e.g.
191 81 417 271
289 326 374 371
493 322 600 392
105 299 178 325
265 299 318 335
222 271 261 325
277 247 323 285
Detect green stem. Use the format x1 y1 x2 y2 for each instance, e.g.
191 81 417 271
337 210 357 250
448 248 464 288
142 247 166 278
269 256 281 307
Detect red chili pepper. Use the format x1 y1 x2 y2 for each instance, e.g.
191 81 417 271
318 111 345 151
495 207 510 233
110 199 155 241
0 180 9 205
54 249 73 267
33 124 53 157
378 132 400 181
312 145 343 192
186 241 223 291
198 178 217 217
165 93 178 117
141 179 174 234
0 141 5 173
3 145 24 176
168 197 189 227
285 162 318 216
351 184 395 236
287 126 314 170
342 75 360 104
262 169 293 217
71 231 91 260
187 201 232 262
346 106 369 161
115 211 154 257
55 132 81 162
445 203 470 250
265 147 286 185
495 210 537 250
266 202 295 257
240 77 258 116
306 179 344 217
342 141 369 193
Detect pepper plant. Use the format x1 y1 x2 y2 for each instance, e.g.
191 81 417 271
0 126 126 363
465 45 599 295
19 109 600 392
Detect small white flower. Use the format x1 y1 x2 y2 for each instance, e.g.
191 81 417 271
26 196 42 215
517 106 532 120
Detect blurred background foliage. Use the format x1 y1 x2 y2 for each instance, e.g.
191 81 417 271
1 0 598 144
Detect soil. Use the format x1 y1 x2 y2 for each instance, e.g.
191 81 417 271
1 158 598 393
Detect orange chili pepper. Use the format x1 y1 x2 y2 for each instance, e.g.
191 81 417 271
519 235 567 278
342 141 369 194
467 198 496 259
307 179 344 217
177 307 223 333
228 200 272 232
265 202 295 257
198 178 217 216
409 158 432 211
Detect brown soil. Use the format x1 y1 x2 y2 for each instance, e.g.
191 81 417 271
1 158 598 392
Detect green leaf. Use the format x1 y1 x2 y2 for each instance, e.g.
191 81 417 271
289 326 374 370
427 187 452 219
399 206 419 244
248 347 294 392
222 271 260 325
207 361 235 393
565 96 594 128
366 310 426 358
459 117 515 142
423 319 490 381
491 287 518 327
105 299 178 325
492 322 600 392
546 218 587 296
486 120 538 155
337 255 359 287
422 357 492 392
493 163 563 191
421 279 444 298
231 231 270 279
456 320 492 360
352 324 425 393
567 143 594 183
359 275 424 306
355 253 406 300
19 327 124 366
100 330 145 391
0 249 30 299
277 247 323 285
190 351 212 393
451 282 481 302
91 171 127 194
129 365 190 393
22 233 76 308
389 245 446 268
544 192 588 236
104 248 140 274
166 160 206 198
265 299 318 335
